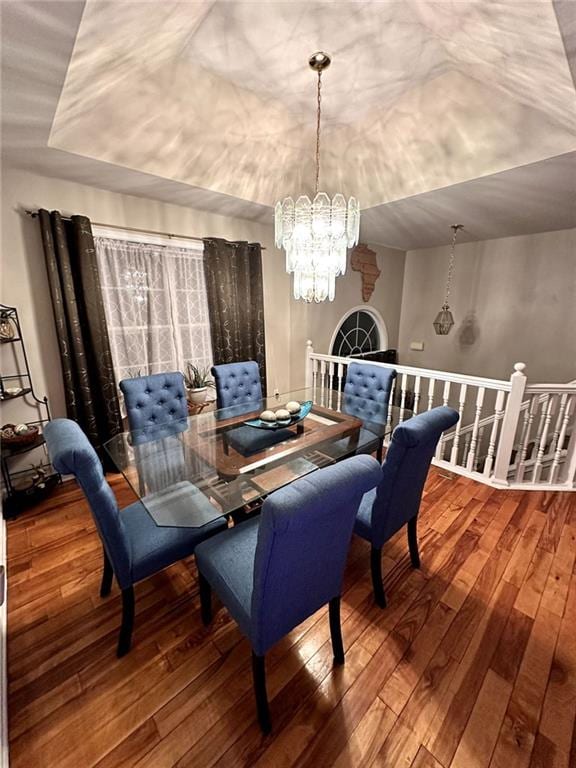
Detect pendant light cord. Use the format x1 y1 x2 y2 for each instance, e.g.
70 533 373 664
315 69 322 195
443 224 462 305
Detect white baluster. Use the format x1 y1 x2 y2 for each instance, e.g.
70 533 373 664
466 387 485 472
532 394 554 482
450 384 468 465
427 378 435 411
442 380 451 407
387 377 396 433
413 376 421 415
327 361 335 410
463 434 471 466
484 389 506 477
548 393 568 459
436 381 451 459
312 358 319 401
550 394 573 484
336 362 344 412
515 394 538 481
399 373 408 423
320 360 327 407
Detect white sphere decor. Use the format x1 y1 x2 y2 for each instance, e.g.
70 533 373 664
260 410 277 422
275 409 291 421
285 401 301 415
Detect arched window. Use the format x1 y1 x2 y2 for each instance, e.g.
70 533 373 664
330 307 387 358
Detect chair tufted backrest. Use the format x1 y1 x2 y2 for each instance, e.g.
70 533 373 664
120 372 188 431
343 362 396 425
211 361 263 410
250 454 382 655
44 419 133 589
370 406 459 547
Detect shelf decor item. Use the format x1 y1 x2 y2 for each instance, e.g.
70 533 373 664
433 224 463 336
244 401 313 430
0 310 16 341
0 303 60 517
274 52 360 303
1 423 40 448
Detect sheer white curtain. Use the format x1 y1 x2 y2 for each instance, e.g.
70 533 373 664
95 236 213 384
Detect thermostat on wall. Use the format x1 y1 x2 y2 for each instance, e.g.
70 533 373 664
410 341 424 351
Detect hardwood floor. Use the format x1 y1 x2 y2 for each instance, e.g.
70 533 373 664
5 471 576 767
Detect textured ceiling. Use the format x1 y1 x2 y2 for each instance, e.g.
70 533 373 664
2 0 576 248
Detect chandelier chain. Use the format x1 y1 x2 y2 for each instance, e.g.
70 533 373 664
315 70 322 195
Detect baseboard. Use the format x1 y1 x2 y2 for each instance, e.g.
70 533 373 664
0 509 8 768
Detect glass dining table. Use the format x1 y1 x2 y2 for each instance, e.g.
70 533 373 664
103 387 410 528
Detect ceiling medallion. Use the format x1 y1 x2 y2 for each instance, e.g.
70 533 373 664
274 52 360 303
433 224 464 335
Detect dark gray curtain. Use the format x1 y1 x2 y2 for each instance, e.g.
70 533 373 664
38 210 123 451
202 238 267 392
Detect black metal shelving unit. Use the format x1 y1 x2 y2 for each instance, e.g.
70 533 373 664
0 303 60 518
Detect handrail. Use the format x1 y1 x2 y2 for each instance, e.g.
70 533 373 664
309 351 512 392
305 341 575 491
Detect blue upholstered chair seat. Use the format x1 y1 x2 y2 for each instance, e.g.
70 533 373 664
195 454 383 733
354 406 460 607
43 417 227 657
225 425 297 456
195 516 258 639
353 487 376 541
123 498 226 584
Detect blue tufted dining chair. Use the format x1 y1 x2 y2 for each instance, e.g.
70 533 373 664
355 406 459 607
211 361 292 456
44 419 227 657
342 362 396 460
211 361 263 410
195 454 383 732
120 371 188 431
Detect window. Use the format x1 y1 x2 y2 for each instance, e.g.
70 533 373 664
331 308 385 357
95 234 213 384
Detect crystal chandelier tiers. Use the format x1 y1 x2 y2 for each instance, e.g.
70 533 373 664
274 52 360 303
433 224 464 335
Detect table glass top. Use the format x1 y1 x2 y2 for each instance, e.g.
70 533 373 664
103 387 410 528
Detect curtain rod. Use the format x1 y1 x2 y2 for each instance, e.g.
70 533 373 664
23 210 266 249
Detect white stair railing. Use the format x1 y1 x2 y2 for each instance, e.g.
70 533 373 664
304 341 576 491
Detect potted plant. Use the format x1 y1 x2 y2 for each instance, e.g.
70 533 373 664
183 363 214 405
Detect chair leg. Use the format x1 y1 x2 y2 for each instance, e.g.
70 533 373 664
376 438 384 464
100 548 113 598
329 596 345 665
251 652 272 734
199 571 212 626
408 517 420 569
370 546 387 608
117 586 135 658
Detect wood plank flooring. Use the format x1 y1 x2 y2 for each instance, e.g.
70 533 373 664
5 471 576 768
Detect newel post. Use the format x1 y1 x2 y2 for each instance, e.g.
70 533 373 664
493 362 527 485
305 340 314 389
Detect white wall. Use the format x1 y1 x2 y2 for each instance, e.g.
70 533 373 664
1 168 291 419
398 228 576 383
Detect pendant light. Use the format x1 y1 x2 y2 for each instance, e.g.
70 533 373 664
433 224 463 335
274 52 360 303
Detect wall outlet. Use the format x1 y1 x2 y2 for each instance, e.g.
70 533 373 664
273 388 280 397
410 341 424 351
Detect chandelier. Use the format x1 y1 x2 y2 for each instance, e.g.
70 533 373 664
274 52 360 303
433 224 463 335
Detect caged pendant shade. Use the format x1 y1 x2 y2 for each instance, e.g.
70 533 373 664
274 52 360 303
433 224 463 336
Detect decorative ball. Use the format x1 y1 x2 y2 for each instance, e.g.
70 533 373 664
285 401 301 415
275 408 291 422
260 410 277 422
14 423 29 434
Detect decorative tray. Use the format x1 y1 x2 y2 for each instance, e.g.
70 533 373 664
243 401 313 430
